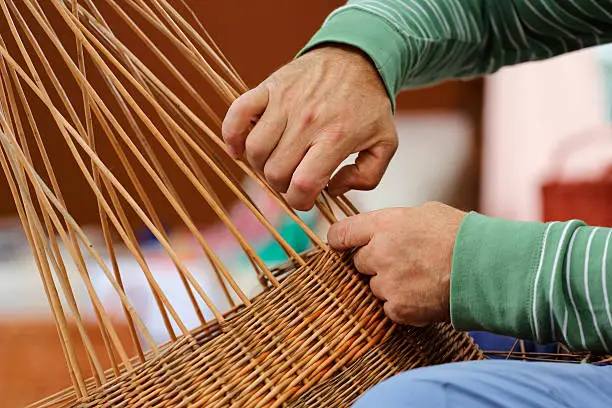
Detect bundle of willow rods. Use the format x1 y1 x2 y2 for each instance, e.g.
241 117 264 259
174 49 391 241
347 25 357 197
0 1 483 406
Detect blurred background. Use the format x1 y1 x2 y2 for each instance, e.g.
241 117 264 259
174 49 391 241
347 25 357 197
3 1 612 406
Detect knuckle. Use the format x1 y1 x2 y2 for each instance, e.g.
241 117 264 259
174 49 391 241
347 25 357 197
263 76 280 93
292 175 320 194
383 302 401 323
221 119 241 145
331 221 358 250
225 96 242 116
222 128 240 145
384 302 412 325
421 201 443 210
299 108 318 128
371 244 391 265
391 138 399 152
353 249 369 271
230 91 255 117
385 140 399 156
422 200 436 207
383 128 399 145
370 211 383 226
369 279 383 299
263 164 288 188
244 138 267 166
372 209 394 227
388 207 408 220
359 172 380 190
246 150 266 169
334 222 351 248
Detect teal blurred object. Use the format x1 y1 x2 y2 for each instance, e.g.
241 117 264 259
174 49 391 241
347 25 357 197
252 210 319 267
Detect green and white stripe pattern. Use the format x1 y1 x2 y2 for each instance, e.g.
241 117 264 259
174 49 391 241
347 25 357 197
541 222 612 352
302 0 612 106
301 0 612 353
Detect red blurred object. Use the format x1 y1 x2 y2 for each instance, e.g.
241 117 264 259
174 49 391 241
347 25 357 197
541 126 612 227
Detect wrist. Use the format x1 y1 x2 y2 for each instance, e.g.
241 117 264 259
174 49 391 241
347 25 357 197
298 44 391 113
303 44 380 79
297 7 407 112
300 43 374 66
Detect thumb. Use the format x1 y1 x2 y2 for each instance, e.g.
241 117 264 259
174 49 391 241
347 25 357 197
327 142 396 197
327 212 376 251
222 85 269 158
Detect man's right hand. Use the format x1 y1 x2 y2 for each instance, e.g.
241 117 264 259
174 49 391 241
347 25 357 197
222 45 398 211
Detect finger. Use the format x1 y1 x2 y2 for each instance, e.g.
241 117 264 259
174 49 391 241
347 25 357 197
222 86 269 158
383 302 403 324
285 139 350 211
353 245 377 276
384 302 425 326
327 212 376 251
262 119 312 193
327 141 396 197
244 102 288 172
369 276 387 301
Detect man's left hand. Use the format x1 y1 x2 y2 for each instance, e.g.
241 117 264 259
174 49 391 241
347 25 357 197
327 202 466 327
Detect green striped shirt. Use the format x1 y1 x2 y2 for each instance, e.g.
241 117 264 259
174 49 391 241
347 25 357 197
300 0 612 353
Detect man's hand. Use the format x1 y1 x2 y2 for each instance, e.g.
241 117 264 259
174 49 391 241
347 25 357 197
222 45 397 211
327 202 466 326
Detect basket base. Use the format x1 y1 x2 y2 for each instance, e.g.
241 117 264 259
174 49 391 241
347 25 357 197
31 249 482 408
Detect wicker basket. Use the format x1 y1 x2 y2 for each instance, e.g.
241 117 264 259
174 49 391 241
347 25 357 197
0 2 483 407
4 2 610 406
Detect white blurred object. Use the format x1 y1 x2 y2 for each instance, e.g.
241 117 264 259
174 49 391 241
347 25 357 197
0 219 50 317
595 43 612 122
344 113 473 212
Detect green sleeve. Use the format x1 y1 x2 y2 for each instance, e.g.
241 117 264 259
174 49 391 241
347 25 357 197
452 213 612 354
298 0 612 109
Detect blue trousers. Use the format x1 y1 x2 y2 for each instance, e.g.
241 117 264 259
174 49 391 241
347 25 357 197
353 360 612 407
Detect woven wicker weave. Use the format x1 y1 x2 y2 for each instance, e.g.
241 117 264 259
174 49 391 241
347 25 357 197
31 250 481 408
0 1 482 407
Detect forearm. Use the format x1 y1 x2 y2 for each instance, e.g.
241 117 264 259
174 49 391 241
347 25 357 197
548 224 612 351
452 213 612 353
300 0 612 108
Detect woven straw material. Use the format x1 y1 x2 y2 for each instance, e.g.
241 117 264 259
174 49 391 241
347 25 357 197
33 249 481 408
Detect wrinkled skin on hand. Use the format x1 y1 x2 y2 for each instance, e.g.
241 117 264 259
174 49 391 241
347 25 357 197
328 202 467 327
222 45 398 211
223 46 462 328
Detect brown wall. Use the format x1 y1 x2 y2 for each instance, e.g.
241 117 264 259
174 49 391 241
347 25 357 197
0 320 135 408
195 0 481 112
0 1 482 226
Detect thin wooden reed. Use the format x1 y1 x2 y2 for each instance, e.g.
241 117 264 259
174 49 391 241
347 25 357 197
0 1 484 407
